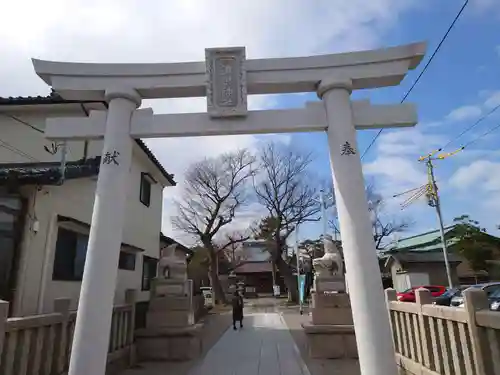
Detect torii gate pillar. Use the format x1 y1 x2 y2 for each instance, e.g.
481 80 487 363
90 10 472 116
69 88 141 375
320 78 396 375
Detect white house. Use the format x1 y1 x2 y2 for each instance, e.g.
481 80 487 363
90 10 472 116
0 92 176 317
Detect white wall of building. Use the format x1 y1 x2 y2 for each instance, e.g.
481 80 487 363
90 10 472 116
0 105 169 316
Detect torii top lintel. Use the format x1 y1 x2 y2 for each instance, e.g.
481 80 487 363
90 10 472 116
32 42 426 102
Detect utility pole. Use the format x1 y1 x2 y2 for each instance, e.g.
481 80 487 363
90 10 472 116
418 148 463 289
319 189 327 239
295 225 303 315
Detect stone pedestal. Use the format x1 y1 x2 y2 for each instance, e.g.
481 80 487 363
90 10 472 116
314 276 346 293
146 280 195 328
303 281 358 359
136 324 203 361
311 291 352 325
136 246 204 363
303 323 357 359
136 279 202 361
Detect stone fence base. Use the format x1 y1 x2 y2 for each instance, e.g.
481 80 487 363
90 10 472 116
136 324 203 361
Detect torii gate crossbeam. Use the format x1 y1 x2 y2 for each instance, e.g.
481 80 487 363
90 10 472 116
32 42 426 375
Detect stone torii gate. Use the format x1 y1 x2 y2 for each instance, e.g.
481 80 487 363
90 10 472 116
32 42 426 375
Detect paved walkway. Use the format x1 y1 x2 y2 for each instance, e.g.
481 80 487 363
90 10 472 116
187 313 310 375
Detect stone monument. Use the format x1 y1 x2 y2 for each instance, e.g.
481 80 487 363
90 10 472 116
303 235 358 359
136 244 203 361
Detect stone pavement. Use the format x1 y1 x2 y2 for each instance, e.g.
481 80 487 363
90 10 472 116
281 309 360 375
122 311 232 375
122 299 360 375
188 313 310 375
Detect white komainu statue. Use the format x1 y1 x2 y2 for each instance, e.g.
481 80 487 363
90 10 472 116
312 235 343 278
157 244 187 280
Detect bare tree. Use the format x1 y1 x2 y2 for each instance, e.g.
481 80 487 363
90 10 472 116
214 229 254 269
328 184 413 250
254 142 324 301
366 184 413 250
300 238 324 262
172 149 256 304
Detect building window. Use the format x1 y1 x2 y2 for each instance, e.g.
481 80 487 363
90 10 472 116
139 173 152 207
53 228 89 281
142 255 158 291
119 251 136 271
53 227 137 280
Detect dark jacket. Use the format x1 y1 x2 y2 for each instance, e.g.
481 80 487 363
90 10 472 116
232 294 244 320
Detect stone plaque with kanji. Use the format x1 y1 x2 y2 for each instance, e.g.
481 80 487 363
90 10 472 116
205 47 247 118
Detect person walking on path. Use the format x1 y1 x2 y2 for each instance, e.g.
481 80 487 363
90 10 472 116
232 290 244 330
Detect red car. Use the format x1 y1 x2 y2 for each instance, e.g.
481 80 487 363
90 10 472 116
397 285 446 302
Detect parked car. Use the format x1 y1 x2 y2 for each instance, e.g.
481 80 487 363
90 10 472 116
433 285 470 306
452 282 500 307
397 285 446 302
490 288 500 311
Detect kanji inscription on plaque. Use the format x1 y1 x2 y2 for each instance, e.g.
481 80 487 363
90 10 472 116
205 47 247 118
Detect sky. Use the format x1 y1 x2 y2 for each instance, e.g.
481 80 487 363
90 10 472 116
1 0 500 247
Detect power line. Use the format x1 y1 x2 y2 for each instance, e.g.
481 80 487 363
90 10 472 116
0 112 44 133
0 139 39 162
462 121 500 148
360 0 470 161
441 102 500 150
392 184 426 198
421 118 500 161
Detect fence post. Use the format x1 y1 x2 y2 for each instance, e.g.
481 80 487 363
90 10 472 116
125 289 137 366
415 288 432 369
464 289 491 375
53 298 71 373
384 289 398 348
0 300 9 366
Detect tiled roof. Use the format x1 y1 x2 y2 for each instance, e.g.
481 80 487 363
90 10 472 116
134 140 176 186
386 226 457 252
0 93 176 186
0 157 100 186
0 90 95 105
233 261 274 274
385 226 500 255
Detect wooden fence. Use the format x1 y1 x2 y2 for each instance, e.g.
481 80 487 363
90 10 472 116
386 288 500 375
0 289 137 375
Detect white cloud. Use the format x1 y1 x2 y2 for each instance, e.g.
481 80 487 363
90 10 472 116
484 91 500 109
374 128 445 157
421 90 500 133
445 105 482 122
362 127 443 215
449 160 500 210
450 160 500 191
472 0 500 15
418 120 443 128
364 156 427 188
1 0 420 238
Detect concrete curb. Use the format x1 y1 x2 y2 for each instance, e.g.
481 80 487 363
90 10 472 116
279 312 312 375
